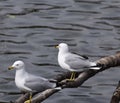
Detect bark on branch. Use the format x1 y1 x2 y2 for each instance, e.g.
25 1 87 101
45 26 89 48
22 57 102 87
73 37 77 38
15 53 120 103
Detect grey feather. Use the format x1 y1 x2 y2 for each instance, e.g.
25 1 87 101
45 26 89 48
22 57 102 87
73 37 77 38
24 74 55 92
72 52 89 59
65 53 92 70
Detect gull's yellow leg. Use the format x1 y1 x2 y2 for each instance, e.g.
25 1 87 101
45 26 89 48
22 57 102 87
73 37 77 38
70 72 74 80
69 72 76 81
66 72 76 81
72 72 76 80
24 92 32 103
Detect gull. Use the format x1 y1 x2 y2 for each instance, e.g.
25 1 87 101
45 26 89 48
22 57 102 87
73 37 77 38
55 43 101 80
8 60 56 103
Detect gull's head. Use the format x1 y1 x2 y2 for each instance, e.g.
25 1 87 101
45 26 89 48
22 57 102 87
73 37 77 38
55 43 69 52
8 60 25 70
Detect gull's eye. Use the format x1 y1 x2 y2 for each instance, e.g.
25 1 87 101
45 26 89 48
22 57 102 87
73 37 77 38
16 64 19 66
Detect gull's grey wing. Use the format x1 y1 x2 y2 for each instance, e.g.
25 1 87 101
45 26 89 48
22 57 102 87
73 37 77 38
24 74 55 92
72 52 89 59
65 53 91 70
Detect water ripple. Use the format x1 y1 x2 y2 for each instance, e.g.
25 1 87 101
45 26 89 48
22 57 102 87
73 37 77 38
7 8 39 16
74 0 103 4
57 23 112 30
0 33 17 37
32 63 58 67
0 25 82 31
97 17 120 20
67 10 100 14
2 51 31 55
0 40 27 44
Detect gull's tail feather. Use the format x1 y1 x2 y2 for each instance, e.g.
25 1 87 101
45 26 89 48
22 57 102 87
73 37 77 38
90 67 100 70
53 83 57 88
55 87 62 90
90 62 101 70
48 79 58 88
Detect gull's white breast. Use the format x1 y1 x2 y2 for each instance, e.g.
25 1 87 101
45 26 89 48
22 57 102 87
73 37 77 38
15 69 32 92
58 52 74 71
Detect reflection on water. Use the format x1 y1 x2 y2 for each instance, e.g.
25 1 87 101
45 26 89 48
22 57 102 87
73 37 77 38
0 0 120 103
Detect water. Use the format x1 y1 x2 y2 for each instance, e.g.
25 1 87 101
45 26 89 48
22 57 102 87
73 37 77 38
0 0 120 102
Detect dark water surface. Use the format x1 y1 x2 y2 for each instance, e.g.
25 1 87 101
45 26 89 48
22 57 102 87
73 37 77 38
0 0 120 103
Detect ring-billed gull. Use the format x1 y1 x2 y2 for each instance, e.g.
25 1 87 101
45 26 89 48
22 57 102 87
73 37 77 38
8 60 56 103
55 43 101 80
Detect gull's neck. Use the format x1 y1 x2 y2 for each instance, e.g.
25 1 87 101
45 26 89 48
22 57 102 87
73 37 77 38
15 68 28 78
59 48 69 54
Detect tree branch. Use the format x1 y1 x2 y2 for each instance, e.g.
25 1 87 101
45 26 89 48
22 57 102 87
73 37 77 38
110 81 120 103
15 93 29 103
15 53 120 103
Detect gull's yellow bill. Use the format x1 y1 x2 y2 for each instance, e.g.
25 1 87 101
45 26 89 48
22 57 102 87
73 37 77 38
8 66 14 70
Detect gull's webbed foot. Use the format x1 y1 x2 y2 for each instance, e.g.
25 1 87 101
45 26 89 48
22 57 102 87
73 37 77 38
24 100 31 103
24 92 32 103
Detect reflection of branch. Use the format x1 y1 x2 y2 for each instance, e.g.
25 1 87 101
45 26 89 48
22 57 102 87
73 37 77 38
110 81 120 103
15 53 120 103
